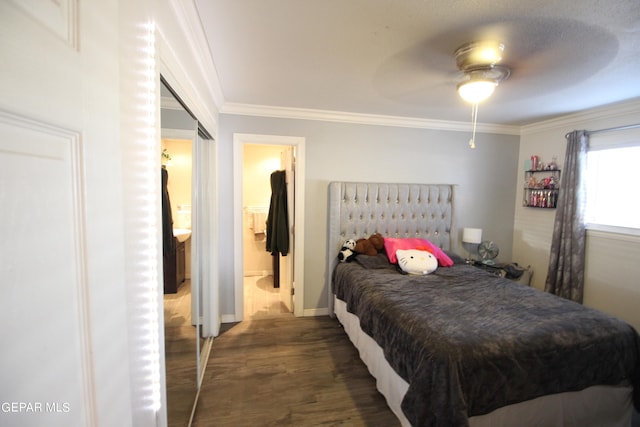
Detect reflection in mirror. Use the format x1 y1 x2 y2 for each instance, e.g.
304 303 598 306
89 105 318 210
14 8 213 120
192 130 216 389
160 79 202 426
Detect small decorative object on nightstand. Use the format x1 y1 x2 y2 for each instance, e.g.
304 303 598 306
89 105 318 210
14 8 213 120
472 260 533 286
478 240 499 265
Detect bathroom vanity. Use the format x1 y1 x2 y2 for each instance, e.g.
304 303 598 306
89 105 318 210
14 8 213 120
164 229 191 294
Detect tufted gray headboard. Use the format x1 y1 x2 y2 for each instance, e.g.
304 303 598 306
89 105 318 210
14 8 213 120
325 181 455 314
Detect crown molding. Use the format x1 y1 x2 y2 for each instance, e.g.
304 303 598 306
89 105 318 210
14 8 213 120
161 95 183 111
161 128 196 140
162 0 223 134
520 98 640 135
220 102 520 135
216 96 639 137
169 0 225 108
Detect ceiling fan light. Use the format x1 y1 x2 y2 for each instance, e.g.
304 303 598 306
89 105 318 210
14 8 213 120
455 41 504 71
477 45 502 64
457 80 496 103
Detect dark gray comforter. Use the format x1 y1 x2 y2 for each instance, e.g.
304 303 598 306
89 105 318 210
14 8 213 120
332 256 640 427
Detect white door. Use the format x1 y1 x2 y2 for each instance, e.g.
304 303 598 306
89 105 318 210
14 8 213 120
191 130 220 385
279 146 295 312
196 132 220 339
0 2 133 426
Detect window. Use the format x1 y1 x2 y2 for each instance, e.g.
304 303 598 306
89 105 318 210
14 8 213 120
585 128 640 231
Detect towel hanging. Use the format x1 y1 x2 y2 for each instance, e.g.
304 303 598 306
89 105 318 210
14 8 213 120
252 211 267 234
245 206 268 234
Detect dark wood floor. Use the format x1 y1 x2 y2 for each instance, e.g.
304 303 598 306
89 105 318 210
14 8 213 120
192 315 400 427
164 280 200 427
177 285 640 427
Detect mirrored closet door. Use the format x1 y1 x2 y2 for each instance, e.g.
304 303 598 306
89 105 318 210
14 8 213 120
160 78 209 426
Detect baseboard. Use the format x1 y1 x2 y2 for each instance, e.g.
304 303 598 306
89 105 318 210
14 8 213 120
244 270 273 277
303 307 329 317
221 314 237 323
221 309 328 322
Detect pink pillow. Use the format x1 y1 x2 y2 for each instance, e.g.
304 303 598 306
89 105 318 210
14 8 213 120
383 237 454 267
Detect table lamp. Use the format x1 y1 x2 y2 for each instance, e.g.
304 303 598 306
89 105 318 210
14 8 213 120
462 227 482 262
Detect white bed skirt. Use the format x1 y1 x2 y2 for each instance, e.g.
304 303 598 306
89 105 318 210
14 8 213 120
333 296 633 427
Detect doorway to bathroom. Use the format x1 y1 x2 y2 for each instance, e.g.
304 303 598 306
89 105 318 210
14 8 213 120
242 144 293 318
234 134 305 320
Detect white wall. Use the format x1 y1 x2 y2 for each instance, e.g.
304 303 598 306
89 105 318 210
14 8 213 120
217 115 520 317
514 99 640 330
118 0 220 425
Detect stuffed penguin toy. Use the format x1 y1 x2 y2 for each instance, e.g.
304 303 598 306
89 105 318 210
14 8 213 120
337 239 357 262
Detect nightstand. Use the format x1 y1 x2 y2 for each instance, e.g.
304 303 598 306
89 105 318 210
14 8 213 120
470 260 533 286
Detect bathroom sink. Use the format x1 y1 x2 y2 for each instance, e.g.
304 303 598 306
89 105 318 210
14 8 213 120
173 228 191 243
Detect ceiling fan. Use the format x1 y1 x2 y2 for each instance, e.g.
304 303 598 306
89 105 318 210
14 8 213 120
454 40 511 103
453 41 511 148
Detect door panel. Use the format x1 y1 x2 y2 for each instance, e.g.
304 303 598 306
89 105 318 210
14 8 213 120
0 1 130 425
0 113 94 425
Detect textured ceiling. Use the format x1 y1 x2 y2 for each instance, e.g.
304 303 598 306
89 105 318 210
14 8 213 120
194 0 640 126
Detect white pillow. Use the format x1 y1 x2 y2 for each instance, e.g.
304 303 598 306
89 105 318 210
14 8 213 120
396 249 438 275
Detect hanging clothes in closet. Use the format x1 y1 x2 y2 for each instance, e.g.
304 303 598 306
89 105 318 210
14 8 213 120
162 166 175 255
266 170 289 288
162 166 177 293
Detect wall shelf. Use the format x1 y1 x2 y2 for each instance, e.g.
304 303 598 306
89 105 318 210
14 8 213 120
523 169 561 209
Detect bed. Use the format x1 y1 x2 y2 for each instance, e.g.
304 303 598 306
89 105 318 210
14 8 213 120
325 181 639 427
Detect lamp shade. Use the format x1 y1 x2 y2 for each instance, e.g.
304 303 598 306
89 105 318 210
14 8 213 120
462 228 483 244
